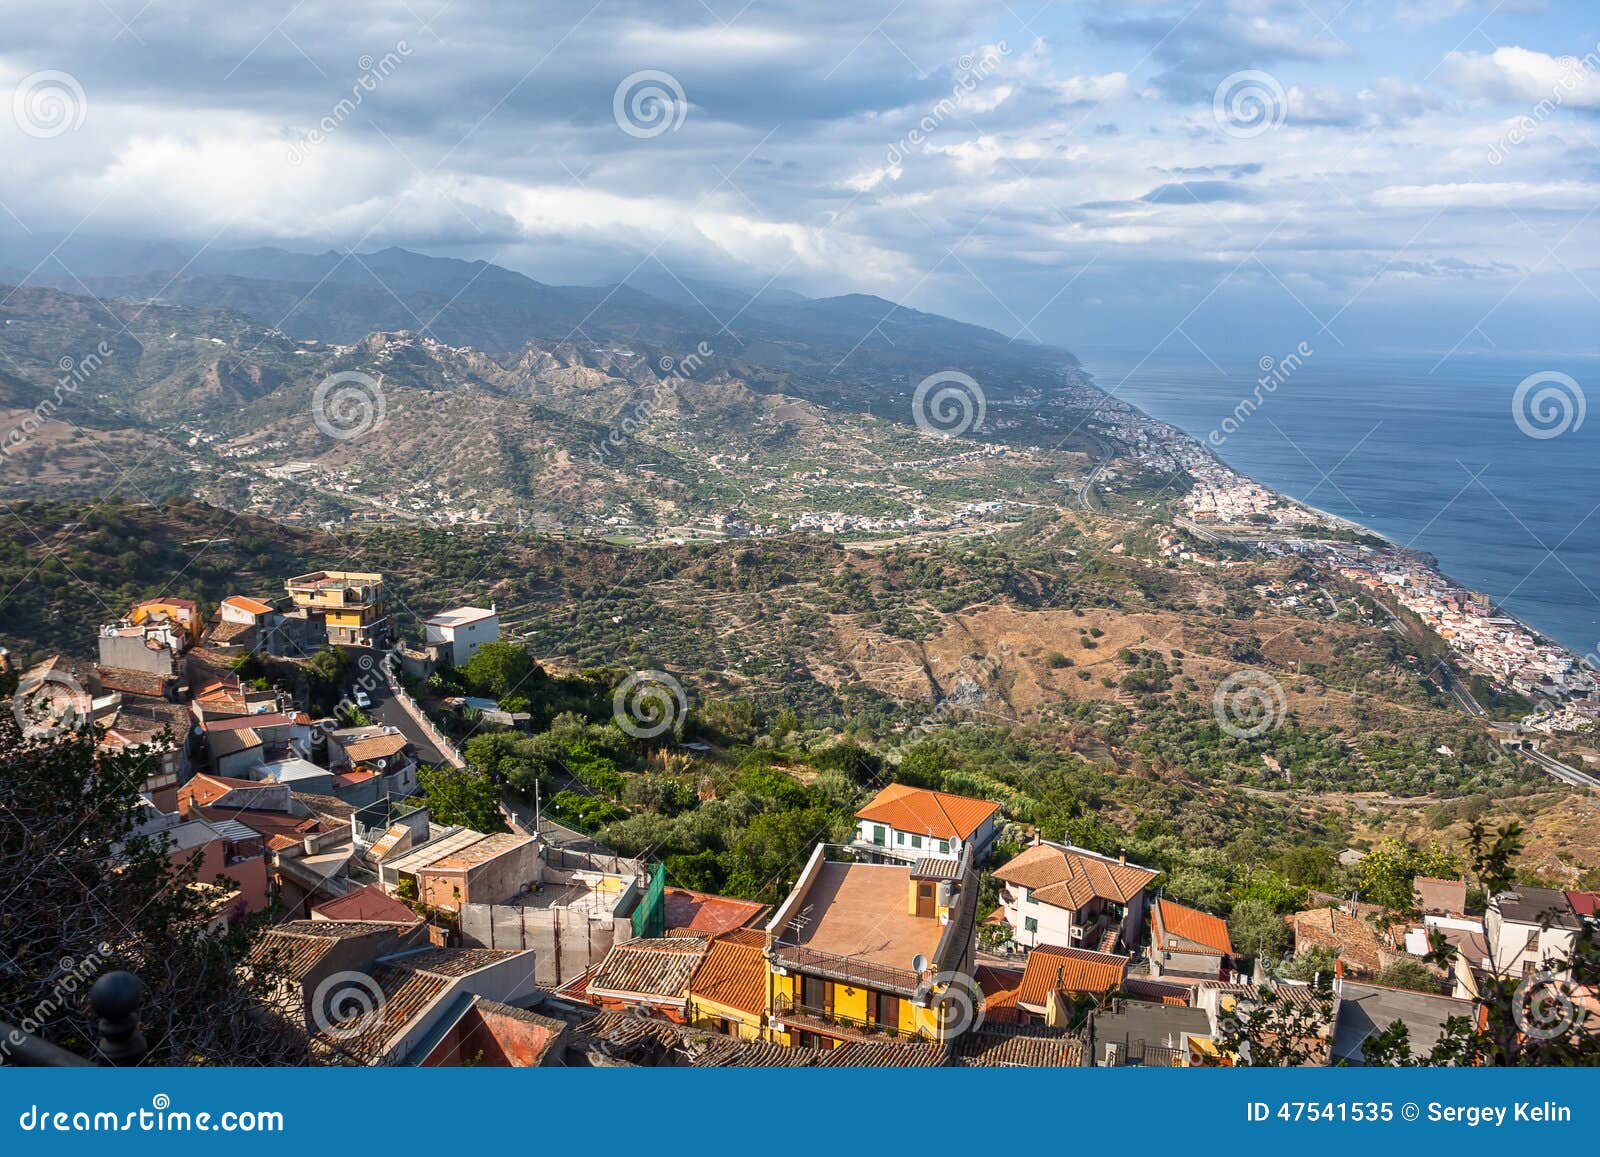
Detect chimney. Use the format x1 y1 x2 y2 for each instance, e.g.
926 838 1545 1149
1118 851 1127 865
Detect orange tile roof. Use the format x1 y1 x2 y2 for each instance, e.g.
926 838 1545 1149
313 885 423 925
340 733 411 763
974 963 1026 1024
662 888 769 936
687 933 768 1016
222 595 275 615
854 783 999 841
993 844 1157 910
1155 898 1233 956
1016 945 1129 1006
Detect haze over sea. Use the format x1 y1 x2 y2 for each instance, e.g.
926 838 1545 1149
1078 349 1600 661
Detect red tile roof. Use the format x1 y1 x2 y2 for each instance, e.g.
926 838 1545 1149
854 783 999 841
687 933 768 1016
1155 898 1233 956
222 595 275 616
1016 945 1129 1007
313 885 422 925
994 844 1158 911
588 936 709 1004
662 887 769 936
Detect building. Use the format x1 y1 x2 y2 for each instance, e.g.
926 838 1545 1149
851 783 1001 865
423 606 500 668
1485 887 1581 979
380 829 541 913
686 928 770 1039
1015 944 1129 1026
765 844 979 1048
1150 897 1233 979
285 570 388 646
581 934 711 1022
993 842 1158 954
1330 980 1477 1065
1289 905 1392 976
1090 1002 1214 1066
1413 877 1469 918
125 799 269 916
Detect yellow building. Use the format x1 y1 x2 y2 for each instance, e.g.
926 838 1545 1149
685 929 770 1040
764 845 978 1049
285 570 388 646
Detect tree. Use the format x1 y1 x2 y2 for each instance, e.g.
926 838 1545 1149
417 764 509 832
1228 898 1291 960
0 713 309 1064
1358 839 1458 914
462 642 537 701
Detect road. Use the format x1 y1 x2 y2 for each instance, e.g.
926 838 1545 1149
343 645 447 766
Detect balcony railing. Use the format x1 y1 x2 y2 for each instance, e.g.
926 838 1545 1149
0 971 147 1066
773 995 934 1042
769 941 923 997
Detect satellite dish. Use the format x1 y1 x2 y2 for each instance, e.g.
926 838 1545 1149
911 953 929 975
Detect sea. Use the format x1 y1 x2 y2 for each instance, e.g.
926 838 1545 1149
1076 348 1600 661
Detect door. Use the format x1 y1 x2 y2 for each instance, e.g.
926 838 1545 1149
915 882 936 918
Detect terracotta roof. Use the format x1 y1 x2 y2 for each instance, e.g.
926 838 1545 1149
974 964 1025 1024
588 936 709 1003
181 773 275 808
313 885 422 925
424 831 535 871
249 919 412 980
206 620 256 645
222 595 275 615
1413 877 1468 915
662 888 769 936
340 733 412 763
953 1024 1085 1067
687 933 768 1016
1566 891 1600 919
1290 906 1386 974
95 665 171 697
207 727 261 757
993 843 1158 911
1155 898 1233 956
1016 945 1129 1007
854 783 999 841
204 712 296 732
1121 977 1194 1006
195 805 326 845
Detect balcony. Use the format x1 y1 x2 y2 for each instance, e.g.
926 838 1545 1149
772 995 933 1042
769 941 923 998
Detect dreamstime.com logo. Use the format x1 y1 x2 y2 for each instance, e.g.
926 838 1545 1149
12 69 87 138
912 370 986 438
1512 371 1585 440
612 669 688 739
11 668 89 738
1212 669 1288 739
311 969 387 1041
17 1094 284 1134
1212 70 1287 139
1512 970 1584 1042
914 969 986 1037
0 946 112 1063
312 370 387 441
613 70 687 138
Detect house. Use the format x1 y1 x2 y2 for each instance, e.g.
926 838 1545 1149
992 842 1157 954
582 934 711 1022
1090 1002 1214 1066
379 828 541 913
1014 944 1129 1025
127 597 200 641
417 997 569 1067
312 883 423 926
1290 904 1393 976
423 605 500 668
1150 897 1233 979
851 783 1001 865
201 711 312 776
661 887 768 936
1331 980 1477 1065
285 570 389 646
1413 877 1469 918
1485 886 1581 979
327 727 419 796
764 844 979 1048
125 799 269 916
1193 981 1337 1066
686 928 770 1039
256 756 336 795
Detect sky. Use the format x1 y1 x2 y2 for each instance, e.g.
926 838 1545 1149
1 0 1598 360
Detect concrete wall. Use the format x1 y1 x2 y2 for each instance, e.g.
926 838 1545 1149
98 632 178 676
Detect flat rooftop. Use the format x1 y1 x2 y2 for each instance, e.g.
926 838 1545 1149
780 861 942 970
425 606 496 628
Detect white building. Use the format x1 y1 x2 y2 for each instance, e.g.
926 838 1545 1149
992 842 1157 955
850 783 1000 865
424 605 499 667
1484 887 1581 979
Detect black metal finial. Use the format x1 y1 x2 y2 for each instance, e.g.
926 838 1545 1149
89 971 147 1066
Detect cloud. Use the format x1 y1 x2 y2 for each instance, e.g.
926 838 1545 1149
1444 46 1600 109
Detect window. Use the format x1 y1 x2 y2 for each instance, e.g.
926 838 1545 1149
938 839 950 854
872 825 886 846
1024 887 1034 904
911 834 922 849
896 830 906 845
1025 917 1038 933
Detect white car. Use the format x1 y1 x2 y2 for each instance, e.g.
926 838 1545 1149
354 690 372 709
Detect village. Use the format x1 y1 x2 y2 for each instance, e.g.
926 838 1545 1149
8 566 1597 1067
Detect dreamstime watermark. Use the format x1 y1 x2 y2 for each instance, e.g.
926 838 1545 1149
613 70 687 138
1208 340 1313 446
1 945 111 1062
891 645 1011 758
589 341 713 463
1213 70 1287 139
612 669 688 739
1212 669 1288 739
11 667 90 738
1 341 113 468
883 43 1010 171
912 370 986 438
287 42 412 165
1511 370 1584 440
1511 969 1583 1042
312 370 387 441
313 651 398 741
12 69 87 138
16 1094 284 1133
1488 44 1600 165
913 968 986 1037
310 969 387 1041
